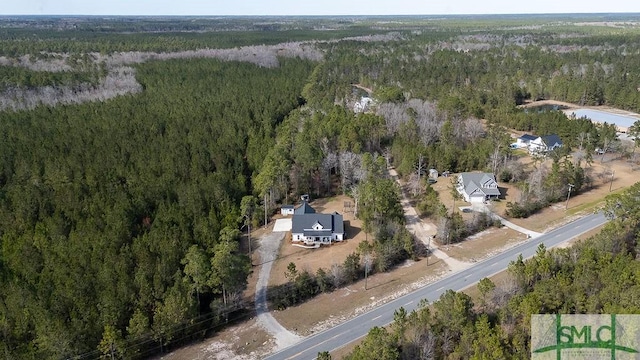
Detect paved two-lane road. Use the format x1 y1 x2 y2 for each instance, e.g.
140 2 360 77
265 212 608 360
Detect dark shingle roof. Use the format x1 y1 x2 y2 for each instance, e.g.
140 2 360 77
332 213 344 234
541 134 563 147
294 201 316 215
459 172 501 197
518 134 537 141
291 212 344 236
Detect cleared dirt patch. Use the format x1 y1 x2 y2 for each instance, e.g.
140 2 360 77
269 195 365 287
442 226 528 262
157 318 272 360
426 174 471 218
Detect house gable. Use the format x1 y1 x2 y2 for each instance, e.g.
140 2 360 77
529 134 562 153
541 134 563 148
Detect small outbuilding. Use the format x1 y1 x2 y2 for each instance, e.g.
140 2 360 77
281 205 295 216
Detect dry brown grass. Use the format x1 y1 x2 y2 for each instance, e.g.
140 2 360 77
442 227 528 262
268 195 366 287
272 259 448 336
504 154 636 232
427 174 471 217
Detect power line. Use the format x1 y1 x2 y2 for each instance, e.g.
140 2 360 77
68 301 257 360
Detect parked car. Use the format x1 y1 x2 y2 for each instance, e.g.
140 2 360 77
595 148 605 155
462 208 472 213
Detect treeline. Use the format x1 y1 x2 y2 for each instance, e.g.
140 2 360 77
0 43 321 111
342 183 640 360
0 26 382 57
0 57 313 359
303 26 640 117
0 66 141 112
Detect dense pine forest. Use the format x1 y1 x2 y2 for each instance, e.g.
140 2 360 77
2 14 640 359
0 53 314 358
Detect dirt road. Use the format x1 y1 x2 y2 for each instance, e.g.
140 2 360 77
388 168 472 272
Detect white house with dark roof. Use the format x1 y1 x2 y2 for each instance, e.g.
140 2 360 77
528 134 563 154
516 134 537 148
457 172 501 203
291 201 344 246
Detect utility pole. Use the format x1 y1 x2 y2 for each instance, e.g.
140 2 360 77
609 170 615 192
364 260 369 290
264 192 267 228
565 183 575 210
363 253 372 290
426 235 431 266
242 214 253 264
416 154 424 181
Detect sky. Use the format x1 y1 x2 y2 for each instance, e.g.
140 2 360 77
2 0 640 16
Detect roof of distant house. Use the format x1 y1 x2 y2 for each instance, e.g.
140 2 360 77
518 134 537 141
281 205 294 209
540 134 563 146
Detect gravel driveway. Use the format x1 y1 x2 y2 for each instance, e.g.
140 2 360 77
254 231 301 349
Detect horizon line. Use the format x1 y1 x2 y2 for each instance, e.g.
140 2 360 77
2 12 640 17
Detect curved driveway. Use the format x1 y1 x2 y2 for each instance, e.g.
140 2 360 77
264 212 608 360
255 231 302 349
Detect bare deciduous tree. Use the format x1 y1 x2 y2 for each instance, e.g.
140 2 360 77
0 66 143 112
463 117 485 140
436 217 451 247
527 164 548 201
376 98 443 144
418 330 437 360
330 263 344 288
408 173 422 197
339 151 364 193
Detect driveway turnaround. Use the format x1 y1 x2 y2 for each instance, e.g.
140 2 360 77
264 212 608 360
